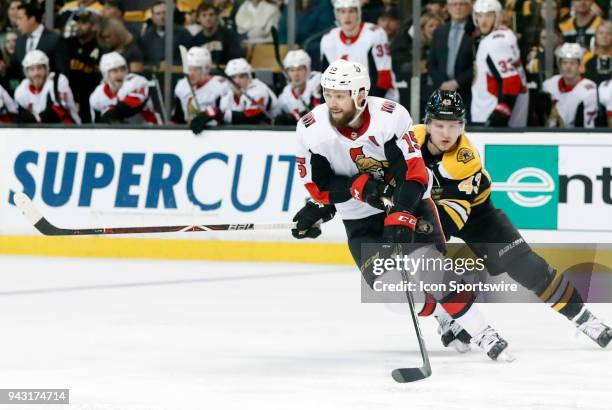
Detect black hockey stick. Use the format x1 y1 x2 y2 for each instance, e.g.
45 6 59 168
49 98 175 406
391 262 432 382
270 26 313 112
13 192 296 236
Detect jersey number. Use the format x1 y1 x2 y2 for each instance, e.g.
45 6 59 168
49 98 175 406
402 131 420 153
375 44 390 58
458 172 482 195
296 157 307 177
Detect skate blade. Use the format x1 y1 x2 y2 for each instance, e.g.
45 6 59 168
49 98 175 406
448 340 471 353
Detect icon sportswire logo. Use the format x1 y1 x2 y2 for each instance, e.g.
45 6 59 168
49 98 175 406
491 167 555 208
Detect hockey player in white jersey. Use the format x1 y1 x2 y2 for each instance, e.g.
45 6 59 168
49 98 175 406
0 84 18 123
542 43 598 128
291 59 511 361
599 79 612 127
275 49 322 125
217 58 279 127
14 50 81 124
471 0 528 127
174 47 231 133
320 0 397 101
89 52 161 124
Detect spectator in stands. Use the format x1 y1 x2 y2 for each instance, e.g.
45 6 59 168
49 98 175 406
14 50 80 124
173 46 230 132
425 0 449 20
583 21 611 86
90 51 161 124
4 0 21 34
542 43 598 127
235 0 280 42
140 0 191 67
211 0 238 32
98 18 144 73
218 58 279 125
0 31 17 91
9 0 68 79
66 10 103 123
376 7 401 41
598 79 611 127
56 0 103 38
525 27 563 125
428 0 475 111
559 0 603 49
275 49 321 125
102 0 124 20
278 0 335 45
190 3 244 66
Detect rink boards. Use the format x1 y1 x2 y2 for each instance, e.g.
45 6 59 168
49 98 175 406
1 127 612 263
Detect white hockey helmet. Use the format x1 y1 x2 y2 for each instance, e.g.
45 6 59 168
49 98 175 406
556 43 584 63
283 49 311 71
186 46 212 70
224 58 252 77
321 59 370 116
22 50 49 75
472 0 502 28
100 51 128 83
334 0 361 20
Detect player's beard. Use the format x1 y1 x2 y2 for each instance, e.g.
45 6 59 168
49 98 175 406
329 105 356 128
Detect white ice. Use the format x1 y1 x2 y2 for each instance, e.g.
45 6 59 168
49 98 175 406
0 255 611 410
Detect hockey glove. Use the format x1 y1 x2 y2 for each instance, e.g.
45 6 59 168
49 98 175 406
487 103 512 127
190 107 219 135
100 101 139 123
39 95 64 123
348 173 394 210
291 200 336 239
14 107 38 123
382 211 417 245
273 113 299 126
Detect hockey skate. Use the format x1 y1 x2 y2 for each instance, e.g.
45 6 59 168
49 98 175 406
471 326 515 362
435 312 471 353
574 309 612 348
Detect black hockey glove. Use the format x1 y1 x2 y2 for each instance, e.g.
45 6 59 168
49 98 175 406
100 101 139 123
38 95 64 123
190 107 220 135
347 173 394 210
291 200 336 239
14 107 38 123
487 103 512 127
273 113 299 126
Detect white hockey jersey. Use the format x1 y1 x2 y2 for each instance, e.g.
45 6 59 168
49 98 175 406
296 96 432 220
471 28 528 127
320 22 397 100
174 75 230 122
542 75 598 128
219 78 280 123
278 71 322 118
89 73 161 124
0 84 17 122
597 80 612 125
14 72 81 124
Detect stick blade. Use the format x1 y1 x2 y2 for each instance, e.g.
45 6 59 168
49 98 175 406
13 192 43 225
179 45 189 74
391 366 432 383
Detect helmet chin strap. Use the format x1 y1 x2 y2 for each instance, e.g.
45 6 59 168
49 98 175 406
348 94 367 127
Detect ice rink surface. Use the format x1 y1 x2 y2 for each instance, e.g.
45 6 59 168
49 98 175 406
0 255 611 410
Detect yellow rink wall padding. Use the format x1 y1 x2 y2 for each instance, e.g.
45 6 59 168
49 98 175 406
2 236 612 272
0 236 355 264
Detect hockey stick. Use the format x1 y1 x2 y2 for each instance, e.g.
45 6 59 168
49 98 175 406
13 192 296 236
270 26 313 112
391 255 432 382
217 65 275 121
179 45 202 114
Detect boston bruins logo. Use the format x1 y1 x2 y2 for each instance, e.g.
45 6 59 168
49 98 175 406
456 147 474 164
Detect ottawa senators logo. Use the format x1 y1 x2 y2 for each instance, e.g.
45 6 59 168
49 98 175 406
456 147 474 164
350 147 389 181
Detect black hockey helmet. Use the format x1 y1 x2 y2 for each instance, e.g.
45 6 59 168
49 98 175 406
424 90 466 123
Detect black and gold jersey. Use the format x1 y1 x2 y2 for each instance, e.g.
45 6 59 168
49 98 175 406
414 124 491 235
